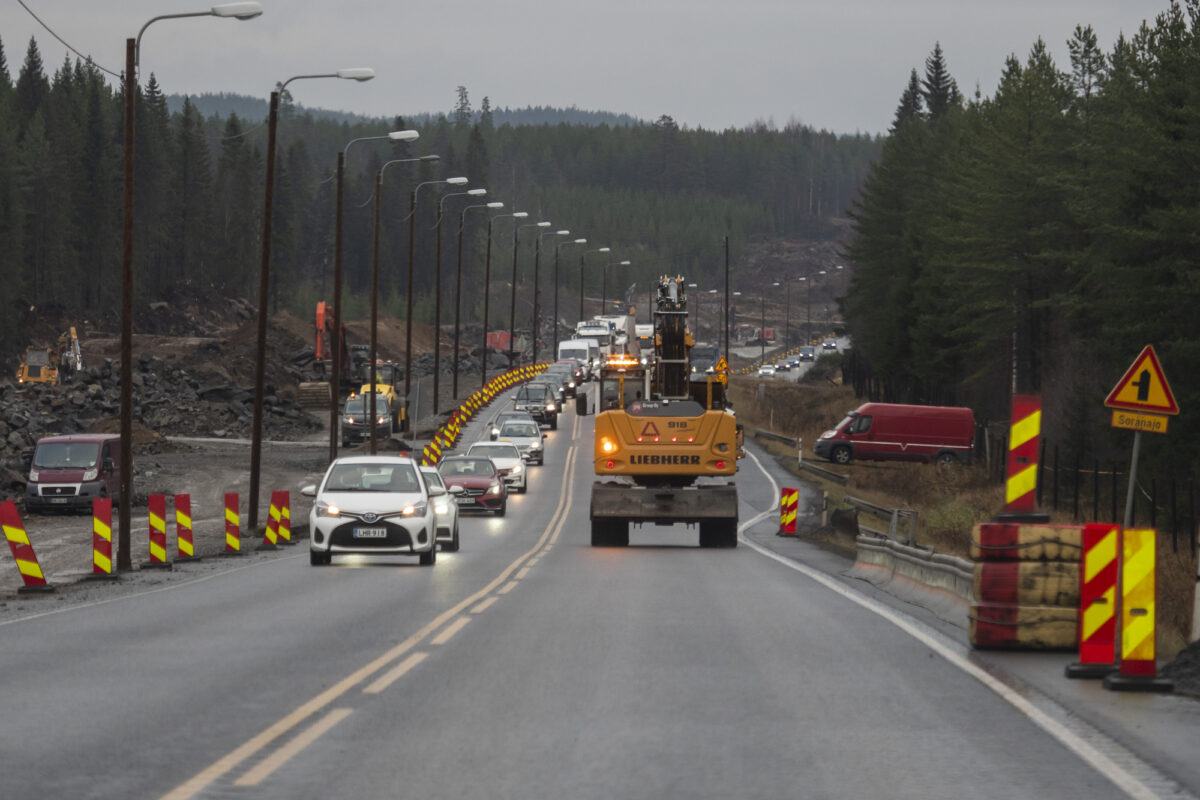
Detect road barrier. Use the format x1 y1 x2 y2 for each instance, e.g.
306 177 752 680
143 494 172 570
175 494 199 562
88 497 117 580
1004 395 1042 514
421 364 549 467
1065 523 1119 678
845 495 917 545
1103 528 1173 692
223 493 242 556
275 491 293 545
777 488 798 536
0 499 53 593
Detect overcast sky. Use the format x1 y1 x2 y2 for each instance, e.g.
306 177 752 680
1 0 1174 135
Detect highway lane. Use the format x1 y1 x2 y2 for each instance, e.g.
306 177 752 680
0 395 1186 799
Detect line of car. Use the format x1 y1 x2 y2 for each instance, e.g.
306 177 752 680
305 367 577 567
756 341 835 377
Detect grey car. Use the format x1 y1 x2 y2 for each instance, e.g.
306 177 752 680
495 419 545 465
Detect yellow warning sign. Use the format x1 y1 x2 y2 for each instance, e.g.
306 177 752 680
1111 410 1168 434
1104 345 1179 415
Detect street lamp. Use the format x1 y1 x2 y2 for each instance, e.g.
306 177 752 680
762 282 779 363
453 200 503 399
533 229 570 363
328 129 420 462
511 220 550 367
403 176 468 430
249 66 375 530
482 211 527 388
119 3 263 569
365 155 439 453
580 247 610 321
602 260 631 315
433 187 486 414
708 289 718 342
687 283 699 338
553 238 587 357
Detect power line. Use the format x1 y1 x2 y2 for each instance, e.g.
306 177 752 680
16 0 121 79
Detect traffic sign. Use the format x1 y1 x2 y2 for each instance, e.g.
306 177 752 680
1111 410 1168 434
1104 345 1179 415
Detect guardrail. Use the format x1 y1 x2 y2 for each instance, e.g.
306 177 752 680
845 495 917 545
798 460 849 485
752 429 797 447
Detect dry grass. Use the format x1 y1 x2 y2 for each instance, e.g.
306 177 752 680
730 373 1198 655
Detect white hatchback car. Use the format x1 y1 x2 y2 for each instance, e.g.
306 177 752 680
303 456 444 566
495 419 545 465
466 442 527 492
420 465 461 552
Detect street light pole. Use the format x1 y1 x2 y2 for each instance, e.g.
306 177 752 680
455 200 503 399
603 259 631 315
330 130 420 463
511 220 550 368
403 176 467 430
249 66 374 530
481 211 526 388
534 229 569 363
553 238 587 358
434 187 485 415
580 247 610 321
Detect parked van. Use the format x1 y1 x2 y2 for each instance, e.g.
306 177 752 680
813 403 974 465
25 433 123 512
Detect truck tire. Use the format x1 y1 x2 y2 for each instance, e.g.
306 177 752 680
935 452 958 466
831 445 853 465
699 520 738 548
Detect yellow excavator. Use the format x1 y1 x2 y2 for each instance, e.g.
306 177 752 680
17 327 83 385
590 276 742 547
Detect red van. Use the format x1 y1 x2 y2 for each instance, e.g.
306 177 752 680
25 433 123 512
813 403 974 465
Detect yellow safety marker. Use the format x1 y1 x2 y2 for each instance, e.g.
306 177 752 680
1103 529 1173 692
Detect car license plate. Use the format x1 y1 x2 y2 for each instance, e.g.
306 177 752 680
353 527 387 538
455 497 473 505
50 498 68 505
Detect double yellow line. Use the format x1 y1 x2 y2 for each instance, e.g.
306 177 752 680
163 427 580 799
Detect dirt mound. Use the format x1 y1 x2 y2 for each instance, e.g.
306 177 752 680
1162 639 1200 697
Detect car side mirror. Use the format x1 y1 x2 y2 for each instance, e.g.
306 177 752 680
103 458 115 473
428 485 446 498
300 485 317 498
447 485 464 495
490 430 499 441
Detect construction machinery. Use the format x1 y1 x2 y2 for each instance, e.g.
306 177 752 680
17 327 83 385
300 302 374 409
589 276 742 548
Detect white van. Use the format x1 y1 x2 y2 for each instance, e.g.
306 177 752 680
558 338 599 378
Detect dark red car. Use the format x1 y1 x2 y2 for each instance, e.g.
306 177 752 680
437 456 508 516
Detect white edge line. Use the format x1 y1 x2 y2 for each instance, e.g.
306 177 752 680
738 447 1163 800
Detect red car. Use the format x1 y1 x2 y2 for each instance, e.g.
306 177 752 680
438 455 508 516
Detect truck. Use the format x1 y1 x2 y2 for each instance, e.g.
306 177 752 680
589 276 743 548
574 322 612 355
25 433 122 512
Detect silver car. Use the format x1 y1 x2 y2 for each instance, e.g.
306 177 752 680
495 419 545 465
466 442 527 492
421 466 461 552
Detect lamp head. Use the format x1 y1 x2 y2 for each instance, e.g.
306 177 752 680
212 2 263 19
574 238 587 244
620 260 631 266
446 176 469 185
467 188 487 196
513 212 529 218
336 68 376 82
389 130 419 142
556 229 570 236
598 247 610 253
420 155 440 162
536 221 551 228
487 202 504 209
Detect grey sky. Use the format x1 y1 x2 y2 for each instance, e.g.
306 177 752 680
1 1 1173 135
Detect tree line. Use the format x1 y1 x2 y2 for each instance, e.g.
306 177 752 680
845 1 1200 474
0 35 880 364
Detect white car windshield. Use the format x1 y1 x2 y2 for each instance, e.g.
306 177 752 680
500 422 539 438
324 462 419 492
470 444 520 459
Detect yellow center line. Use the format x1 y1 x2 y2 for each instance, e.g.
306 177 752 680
430 616 471 646
497 580 520 595
234 708 354 787
471 597 499 614
515 567 531 580
160 443 577 800
363 652 428 695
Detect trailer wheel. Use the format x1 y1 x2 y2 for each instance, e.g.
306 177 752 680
699 520 738 548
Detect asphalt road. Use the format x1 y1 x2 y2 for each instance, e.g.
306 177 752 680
1 394 1197 799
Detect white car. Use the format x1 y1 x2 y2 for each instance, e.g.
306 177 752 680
302 456 445 566
757 364 776 377
466 442 527 493
421 466 461 552
495 419 545 465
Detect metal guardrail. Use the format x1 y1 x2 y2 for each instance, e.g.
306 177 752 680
798 460 849 485
752 429 797 447
845 495 917 545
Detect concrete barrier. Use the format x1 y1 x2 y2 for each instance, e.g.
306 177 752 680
847 534 973 628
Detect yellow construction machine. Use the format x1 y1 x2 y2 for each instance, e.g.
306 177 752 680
17 327 82 385
590 276 742 547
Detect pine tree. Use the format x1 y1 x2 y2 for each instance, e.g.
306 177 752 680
453 86 471 127
891 70 924 132
921 42 961 123
13 38 49 139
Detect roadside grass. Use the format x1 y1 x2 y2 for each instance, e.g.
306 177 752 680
729 373 1197 657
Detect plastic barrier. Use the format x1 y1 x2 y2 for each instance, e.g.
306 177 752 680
777 488 799 536
0 499 53 593
88 497 117 580
275 491 293 546
143 493 171 569
1103 528 1173 692
1065 523 1118 678
175 494 199 562
223 493 242 555
1004 395 1041 513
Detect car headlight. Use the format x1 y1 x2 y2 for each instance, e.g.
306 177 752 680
568 381 575 388
487 482 502 495
28 468 39 481
346 416 356 424
511 463 523 474
317 502 341 517
377 415 388 425
82 468 99 482
546 403 556 411
434 500 449 515
530 442 542 450
401 502 428 517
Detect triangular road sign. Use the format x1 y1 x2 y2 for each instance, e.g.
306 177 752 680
640 422 660 437
1104 345 1179 415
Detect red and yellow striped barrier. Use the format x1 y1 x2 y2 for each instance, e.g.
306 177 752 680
1103 528 1173 692
777 488 799 536
275 491 292 545
1005 394 1041 513
175 494 198 561
144 493 171 569
1 499 52 593
223 493 242 555
91 497 115 578
1065 523 1119 678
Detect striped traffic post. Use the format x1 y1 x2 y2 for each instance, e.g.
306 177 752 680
1065 523 1119 678
274 491 294 546
777 488 799 536
222 493 243 556
87 494 117 582
1 499 53 593
175 494 200 562
1103 529 1173 692
1004 395 1042 516
258 494 281 551
142 493 172 570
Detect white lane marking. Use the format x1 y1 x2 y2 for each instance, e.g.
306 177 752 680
740 447 1181 800
234 708 354 786
430 616 471 646
363 652 429 695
